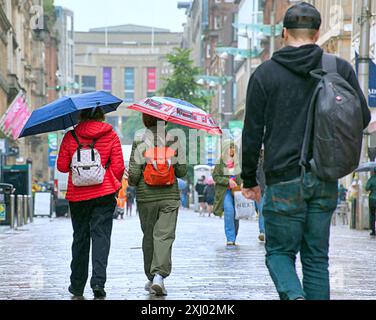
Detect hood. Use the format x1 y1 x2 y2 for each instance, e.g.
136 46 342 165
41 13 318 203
272 44 323 77
74 120 113 140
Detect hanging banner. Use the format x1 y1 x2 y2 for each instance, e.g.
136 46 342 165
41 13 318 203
48 133 58 168
0 92 31 140
147 67 156 92
0 92 24 134
103 67 112 92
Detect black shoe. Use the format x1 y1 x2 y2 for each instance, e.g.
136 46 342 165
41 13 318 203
93 286 106 299
68 285 83 297
370 231 376 236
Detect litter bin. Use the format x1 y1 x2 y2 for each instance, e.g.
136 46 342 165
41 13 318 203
0 183 14 226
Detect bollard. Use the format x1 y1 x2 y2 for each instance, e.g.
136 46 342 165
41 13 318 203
16 195 23 227
23 195 28 225
28 195 33 223
10 194 15 229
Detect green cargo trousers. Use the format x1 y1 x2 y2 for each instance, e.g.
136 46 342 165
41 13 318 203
137 200 180 280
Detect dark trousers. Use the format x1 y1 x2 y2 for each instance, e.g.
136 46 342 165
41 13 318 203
369 199 376 233
69 194 116 292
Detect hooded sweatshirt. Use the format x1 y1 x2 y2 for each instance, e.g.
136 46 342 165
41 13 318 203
241 44 370 188
57 120 125 202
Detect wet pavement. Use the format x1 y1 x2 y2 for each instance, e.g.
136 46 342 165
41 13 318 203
0 208 375 300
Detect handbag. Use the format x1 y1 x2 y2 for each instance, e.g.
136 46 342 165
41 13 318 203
233 191 256 220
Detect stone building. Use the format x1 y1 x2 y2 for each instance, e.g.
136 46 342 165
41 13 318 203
74 24 182 144
0 0 48 180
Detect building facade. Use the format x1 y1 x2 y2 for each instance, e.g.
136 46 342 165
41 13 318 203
0 0 49 180
74 24 182 144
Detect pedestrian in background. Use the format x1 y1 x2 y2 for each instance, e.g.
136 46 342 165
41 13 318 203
195 176 207 215
57 107 124 299
256 150 266 242
204 176 215 217
115 176 128 219
213 142 242 246
128 114 187 296
366 169 376 236
126 185 136 216
241 2 370 300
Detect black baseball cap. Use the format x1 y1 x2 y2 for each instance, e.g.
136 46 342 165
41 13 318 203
283 2 322 30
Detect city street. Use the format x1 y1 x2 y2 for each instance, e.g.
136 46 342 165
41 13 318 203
0 208 375 300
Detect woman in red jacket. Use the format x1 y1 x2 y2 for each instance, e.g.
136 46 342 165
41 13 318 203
57 108 124 299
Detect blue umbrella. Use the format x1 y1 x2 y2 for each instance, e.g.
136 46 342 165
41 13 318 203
19 91 123 138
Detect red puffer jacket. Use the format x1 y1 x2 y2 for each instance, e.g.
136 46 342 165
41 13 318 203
57 120 125 202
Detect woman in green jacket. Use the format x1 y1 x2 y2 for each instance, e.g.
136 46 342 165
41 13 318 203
128 114 187 296
213 142 242 246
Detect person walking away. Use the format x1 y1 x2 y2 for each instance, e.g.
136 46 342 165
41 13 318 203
195 176 207 215
126 185 136 216
128 114 187 296
213 142 242 246
240 2 370 300
115 176 128 219
256 150 266 242
204 177 215 217
57 107 125 299
366 170 376 236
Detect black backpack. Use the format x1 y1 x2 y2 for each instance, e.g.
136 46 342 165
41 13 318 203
300 54 364 181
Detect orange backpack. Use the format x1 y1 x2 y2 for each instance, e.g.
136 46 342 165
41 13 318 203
143 147 176 186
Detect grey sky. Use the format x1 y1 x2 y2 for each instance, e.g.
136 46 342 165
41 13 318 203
54 0 188 32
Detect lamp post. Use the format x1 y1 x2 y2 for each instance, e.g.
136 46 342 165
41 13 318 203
358 0 373 230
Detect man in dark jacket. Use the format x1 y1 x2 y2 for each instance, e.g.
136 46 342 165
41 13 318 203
241 2 370 300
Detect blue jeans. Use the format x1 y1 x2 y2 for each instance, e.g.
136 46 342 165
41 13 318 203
256 196 265 234
263 172 337 300
224 189 239 243
180 193 187 208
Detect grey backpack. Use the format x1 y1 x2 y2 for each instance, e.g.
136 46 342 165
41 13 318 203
70 130 109 187
300 54 364 181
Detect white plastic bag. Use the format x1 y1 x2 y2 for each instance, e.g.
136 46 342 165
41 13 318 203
234 191 256 220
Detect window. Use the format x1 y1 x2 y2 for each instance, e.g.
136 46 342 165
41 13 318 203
124 68 135 102
147 67 156 97
214 16 222 30
103 67 112 92
81 76 96 93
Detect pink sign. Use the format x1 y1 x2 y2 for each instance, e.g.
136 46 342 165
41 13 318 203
12 108 31 139
2 95 25 132
147 67 156 92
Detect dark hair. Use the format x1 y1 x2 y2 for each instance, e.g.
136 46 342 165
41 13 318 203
79 108 105 122
142 113 163 128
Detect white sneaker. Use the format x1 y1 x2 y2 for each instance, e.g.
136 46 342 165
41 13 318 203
144 280 155 294
151 274 167 296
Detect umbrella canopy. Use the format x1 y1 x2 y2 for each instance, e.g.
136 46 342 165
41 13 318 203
19 91 122 138
354 162 376 173
128 97 222 135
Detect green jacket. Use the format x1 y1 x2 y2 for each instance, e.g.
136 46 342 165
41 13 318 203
128 126 187 203
366 175 376 201
212 160 242 217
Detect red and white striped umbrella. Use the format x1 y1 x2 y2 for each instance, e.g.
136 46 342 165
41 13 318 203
128 97 222 135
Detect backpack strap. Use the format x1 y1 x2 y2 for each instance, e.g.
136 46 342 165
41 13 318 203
322 53 337 74
70 130 82 162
